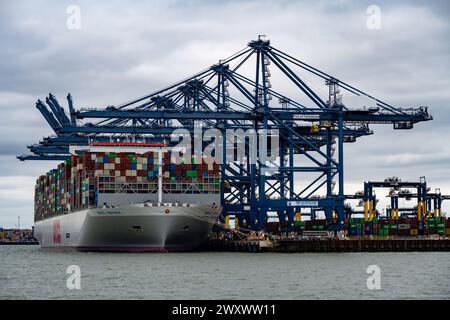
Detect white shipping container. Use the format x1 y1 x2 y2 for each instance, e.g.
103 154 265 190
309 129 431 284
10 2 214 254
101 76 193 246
115 158 121 164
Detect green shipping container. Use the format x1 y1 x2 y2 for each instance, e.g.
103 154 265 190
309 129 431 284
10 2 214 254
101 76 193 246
186 170 197 177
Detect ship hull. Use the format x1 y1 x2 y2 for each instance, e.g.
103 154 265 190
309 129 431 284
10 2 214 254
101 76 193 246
34 204 221 252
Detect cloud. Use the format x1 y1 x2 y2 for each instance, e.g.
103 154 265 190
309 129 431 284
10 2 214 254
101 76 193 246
1 0 450 227
0 176 36 202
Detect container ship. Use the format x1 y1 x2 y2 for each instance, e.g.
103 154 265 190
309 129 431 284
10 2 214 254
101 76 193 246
33 142 222 252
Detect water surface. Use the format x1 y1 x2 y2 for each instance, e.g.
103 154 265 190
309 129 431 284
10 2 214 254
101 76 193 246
1 245 448 299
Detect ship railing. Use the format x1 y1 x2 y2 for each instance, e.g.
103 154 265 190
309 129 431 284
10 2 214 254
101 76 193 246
96 176 220 194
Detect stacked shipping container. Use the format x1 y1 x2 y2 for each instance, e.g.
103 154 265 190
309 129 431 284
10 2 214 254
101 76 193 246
35 151 220 222
263 216 449 237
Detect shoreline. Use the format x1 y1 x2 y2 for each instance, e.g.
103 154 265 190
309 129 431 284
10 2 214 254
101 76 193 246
0 242 39 245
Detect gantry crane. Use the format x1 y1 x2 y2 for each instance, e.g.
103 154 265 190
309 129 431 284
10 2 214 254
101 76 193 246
18 38 432 230
346 177 449 221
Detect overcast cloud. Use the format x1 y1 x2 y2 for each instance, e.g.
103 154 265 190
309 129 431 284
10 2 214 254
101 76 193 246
1 0 449 227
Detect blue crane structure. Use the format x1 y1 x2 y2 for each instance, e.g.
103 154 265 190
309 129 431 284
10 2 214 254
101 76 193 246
18 38 432 231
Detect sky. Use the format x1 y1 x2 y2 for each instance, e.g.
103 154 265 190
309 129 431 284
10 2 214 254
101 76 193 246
0 0 449 228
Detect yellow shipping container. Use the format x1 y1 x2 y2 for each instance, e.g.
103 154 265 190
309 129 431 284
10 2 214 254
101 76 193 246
446 228 450 236
410 229 418 236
